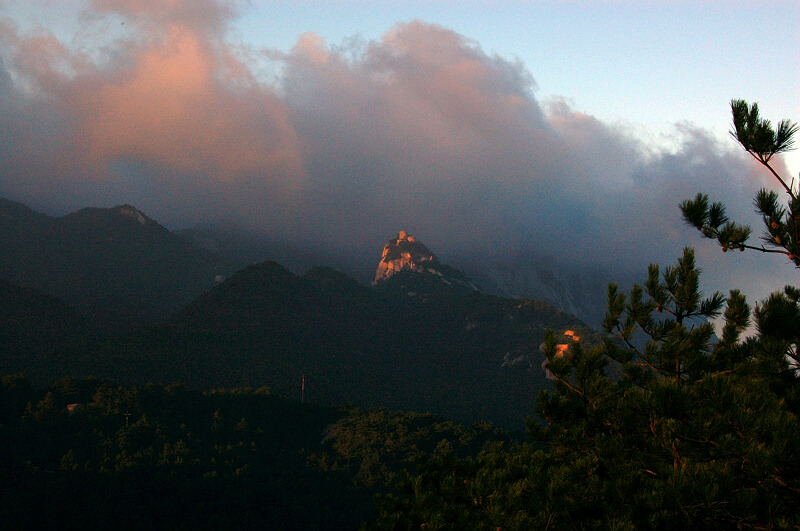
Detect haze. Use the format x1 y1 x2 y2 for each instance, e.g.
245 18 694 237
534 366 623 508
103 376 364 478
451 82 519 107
1 0 797 306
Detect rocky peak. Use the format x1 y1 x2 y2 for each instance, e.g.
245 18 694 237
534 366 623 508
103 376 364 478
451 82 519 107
113 205 149 226
373 231 438 283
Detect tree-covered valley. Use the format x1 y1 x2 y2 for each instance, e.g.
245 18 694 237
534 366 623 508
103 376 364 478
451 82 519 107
0 374 511 529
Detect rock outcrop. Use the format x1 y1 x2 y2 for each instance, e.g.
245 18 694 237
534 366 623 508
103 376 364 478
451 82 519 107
541 329 582 380
114 204 149 225
373 231 438 283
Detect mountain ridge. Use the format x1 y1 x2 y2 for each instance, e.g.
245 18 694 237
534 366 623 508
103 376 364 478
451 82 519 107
60 257 595 429
0 198 237 332
1 199 599 428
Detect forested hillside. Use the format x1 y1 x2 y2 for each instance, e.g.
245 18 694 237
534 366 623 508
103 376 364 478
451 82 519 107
0 375 510 529
50 261 592 430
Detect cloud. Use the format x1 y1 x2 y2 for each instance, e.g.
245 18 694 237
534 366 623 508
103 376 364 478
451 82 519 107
0 3 795 303
74 26 301 179
0 2 304 227
281 22 558 251
90 0 236 39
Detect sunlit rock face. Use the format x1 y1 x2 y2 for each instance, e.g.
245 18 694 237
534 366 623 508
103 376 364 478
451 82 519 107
114 205 149 225
541 329 582 380
373 231 438 283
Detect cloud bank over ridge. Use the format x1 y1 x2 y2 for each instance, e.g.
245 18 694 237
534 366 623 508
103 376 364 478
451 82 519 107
0 0 793 299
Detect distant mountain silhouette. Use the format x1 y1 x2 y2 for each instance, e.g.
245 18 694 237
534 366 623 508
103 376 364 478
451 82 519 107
62 259 594 429
1 200 598 428
0 199 236 332
179 222 612 326
176 224 371 283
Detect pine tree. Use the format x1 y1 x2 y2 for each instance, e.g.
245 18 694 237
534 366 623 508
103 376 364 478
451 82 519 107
370 100 800 531
371 250 800 529
681 99 799 397
533 249 800 529
681 99 799 266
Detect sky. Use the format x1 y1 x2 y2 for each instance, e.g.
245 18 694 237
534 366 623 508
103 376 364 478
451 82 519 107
0 0 798 311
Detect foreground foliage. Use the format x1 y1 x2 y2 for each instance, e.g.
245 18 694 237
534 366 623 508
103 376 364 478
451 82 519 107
371 250 800 530
371 101 800 529
681 99 799 267
0 376 507 529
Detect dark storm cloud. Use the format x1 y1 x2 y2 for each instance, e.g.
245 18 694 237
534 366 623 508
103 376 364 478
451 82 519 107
0 1 792 297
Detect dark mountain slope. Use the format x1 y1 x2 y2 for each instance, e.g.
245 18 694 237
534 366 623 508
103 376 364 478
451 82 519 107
63 261 594 429
0 278 94 379
0 199 236 331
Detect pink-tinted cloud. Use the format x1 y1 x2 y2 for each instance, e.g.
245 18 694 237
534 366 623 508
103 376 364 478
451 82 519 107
91 0 235 39
70 25 302 180
0 3 793 310
280 22 567 250
1 3 303 221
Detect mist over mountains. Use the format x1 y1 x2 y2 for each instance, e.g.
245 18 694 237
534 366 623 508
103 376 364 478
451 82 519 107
180 223 612 326
0 5 794 311
0 199 600 429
